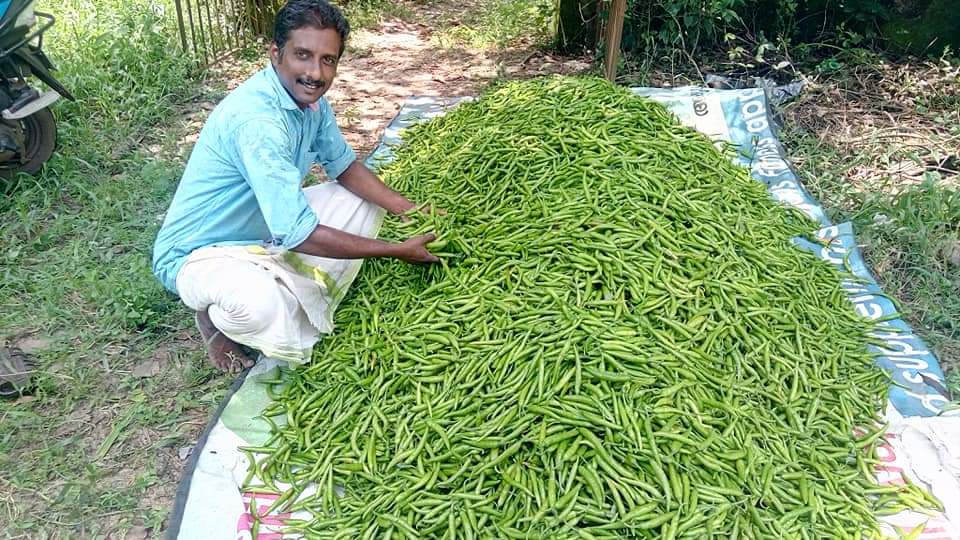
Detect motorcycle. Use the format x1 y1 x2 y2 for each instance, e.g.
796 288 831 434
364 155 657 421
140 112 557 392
0 0 73 178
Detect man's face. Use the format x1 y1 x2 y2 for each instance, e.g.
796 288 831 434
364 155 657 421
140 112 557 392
270 26 342 108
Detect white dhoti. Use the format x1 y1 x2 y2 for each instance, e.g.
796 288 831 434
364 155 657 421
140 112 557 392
176 183 385 364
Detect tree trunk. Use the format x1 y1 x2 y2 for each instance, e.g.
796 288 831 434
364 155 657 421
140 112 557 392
602 0 627 81
555 0 600 54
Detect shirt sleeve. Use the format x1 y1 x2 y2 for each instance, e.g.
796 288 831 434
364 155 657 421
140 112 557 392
231 119 318 249
311 98 357 179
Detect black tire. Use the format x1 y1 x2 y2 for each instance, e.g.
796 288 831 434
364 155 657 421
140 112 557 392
0 106 57 179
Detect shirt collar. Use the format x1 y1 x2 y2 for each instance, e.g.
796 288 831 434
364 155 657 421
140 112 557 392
265 63 320 112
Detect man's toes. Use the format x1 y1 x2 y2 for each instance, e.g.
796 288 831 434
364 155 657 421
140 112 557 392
210 354 231 372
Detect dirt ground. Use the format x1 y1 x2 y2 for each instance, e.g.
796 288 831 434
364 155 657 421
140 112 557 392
328 24 591 157
786 59 959 192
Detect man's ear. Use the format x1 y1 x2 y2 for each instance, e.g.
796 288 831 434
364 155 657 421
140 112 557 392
270 43 282 64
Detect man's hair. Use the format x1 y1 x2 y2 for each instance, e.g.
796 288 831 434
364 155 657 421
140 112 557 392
274 0 350 57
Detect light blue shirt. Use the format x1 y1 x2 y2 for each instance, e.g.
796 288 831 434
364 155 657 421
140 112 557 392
152 65 357 294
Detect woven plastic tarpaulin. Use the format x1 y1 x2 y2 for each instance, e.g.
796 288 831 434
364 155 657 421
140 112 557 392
166 86 956 540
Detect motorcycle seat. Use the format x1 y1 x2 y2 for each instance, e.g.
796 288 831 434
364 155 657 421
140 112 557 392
0 25 29 53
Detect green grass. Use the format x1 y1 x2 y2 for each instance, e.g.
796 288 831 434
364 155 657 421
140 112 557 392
0 0 241 536
1 0 421 534
337 0 411 29
431 0 555 50
780 131 960 395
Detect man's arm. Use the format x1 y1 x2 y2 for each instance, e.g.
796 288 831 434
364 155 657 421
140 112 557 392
336 160 416 215
293 225 439 264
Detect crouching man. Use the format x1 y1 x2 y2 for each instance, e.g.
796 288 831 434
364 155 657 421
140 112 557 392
152 0 437 372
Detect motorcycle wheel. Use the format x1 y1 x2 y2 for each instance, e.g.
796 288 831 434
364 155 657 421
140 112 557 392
0 107 57 179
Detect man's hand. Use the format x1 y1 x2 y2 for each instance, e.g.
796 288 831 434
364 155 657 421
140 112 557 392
399 202 447 223
338 161 418 215
295 225 439 264
394 233 441 264
336 161 447 222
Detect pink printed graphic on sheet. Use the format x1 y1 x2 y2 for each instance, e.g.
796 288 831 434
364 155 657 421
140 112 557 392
236 491 292 540
875 432 958 540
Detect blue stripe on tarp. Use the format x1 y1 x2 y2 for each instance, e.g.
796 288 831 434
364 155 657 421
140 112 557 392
793 222 949 416
634 86 830 227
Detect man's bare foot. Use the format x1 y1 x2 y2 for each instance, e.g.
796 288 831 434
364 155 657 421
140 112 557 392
195 310 255 373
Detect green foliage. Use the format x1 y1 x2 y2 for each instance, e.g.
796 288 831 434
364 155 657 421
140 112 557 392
0 0 204 334
44 0 197 169
614 0 959 57
0 3 236 534
881 0 960 55
851 177 960 354
621 0 746 53
434 0 555 50
334 0 411 29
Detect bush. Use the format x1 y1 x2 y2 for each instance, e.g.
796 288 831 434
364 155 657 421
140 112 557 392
596 0 960 58
440 0 555 49
622 0 746 53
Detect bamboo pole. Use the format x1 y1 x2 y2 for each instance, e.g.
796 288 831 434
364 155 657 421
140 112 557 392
602 0 627 82
224 0 240 49
195 0 209 65
173 0 189 53
203 0 220 57
184 0 199 60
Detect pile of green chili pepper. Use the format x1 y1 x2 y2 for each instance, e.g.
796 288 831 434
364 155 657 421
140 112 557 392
246 77 939 539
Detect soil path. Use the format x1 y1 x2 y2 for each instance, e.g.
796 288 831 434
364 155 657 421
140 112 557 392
323 5 590 157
